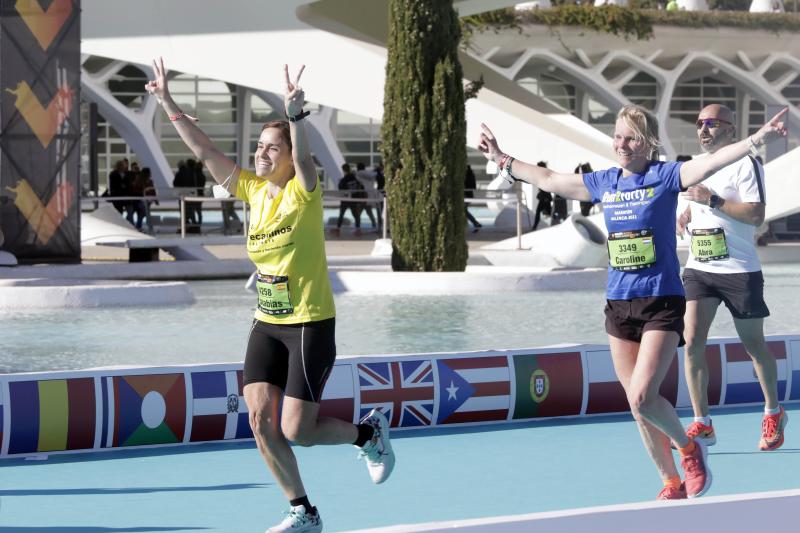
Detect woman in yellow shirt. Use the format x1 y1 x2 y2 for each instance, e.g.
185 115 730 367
146 59 394 533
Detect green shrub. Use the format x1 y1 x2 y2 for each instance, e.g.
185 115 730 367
382 0 469 271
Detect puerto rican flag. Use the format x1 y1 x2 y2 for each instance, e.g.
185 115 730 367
189 370 251 442
436 356 510 424
358 360 435 428
724 341 787 405
585 349 678 414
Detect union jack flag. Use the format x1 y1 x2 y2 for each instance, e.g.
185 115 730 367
358 360 435 428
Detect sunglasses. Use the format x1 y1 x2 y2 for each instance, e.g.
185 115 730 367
696 118 731 129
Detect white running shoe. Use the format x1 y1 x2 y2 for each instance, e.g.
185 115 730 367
266 505 322 533
357 408 395 484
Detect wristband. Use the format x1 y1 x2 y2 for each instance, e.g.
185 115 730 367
169 111 198 122
498 154 509 171
499 156 519 185
287 110 310 122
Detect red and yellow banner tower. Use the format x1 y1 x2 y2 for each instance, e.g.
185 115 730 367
0 0 80 262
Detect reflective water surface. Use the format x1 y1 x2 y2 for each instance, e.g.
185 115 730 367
2 264 800 373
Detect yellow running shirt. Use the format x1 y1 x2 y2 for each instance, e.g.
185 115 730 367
236 168 335 324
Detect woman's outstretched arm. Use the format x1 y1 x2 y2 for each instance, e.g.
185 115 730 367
146 57 237 188
478 123 592 202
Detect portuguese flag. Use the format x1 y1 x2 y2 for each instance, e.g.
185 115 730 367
512 352 583 419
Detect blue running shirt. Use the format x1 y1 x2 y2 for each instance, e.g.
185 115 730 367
583 161 685 300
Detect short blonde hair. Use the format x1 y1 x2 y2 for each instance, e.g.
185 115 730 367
616 105 661 160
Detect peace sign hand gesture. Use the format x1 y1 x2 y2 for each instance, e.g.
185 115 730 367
145 57 170 104
284 64 306 118
753 107 789 147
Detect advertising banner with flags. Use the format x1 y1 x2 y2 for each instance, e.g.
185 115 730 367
724 340 788 405
0 0 81 261
7 377 95 454
189 370 250 442
436 356 511 425
512 351 583 419
2 336 800 459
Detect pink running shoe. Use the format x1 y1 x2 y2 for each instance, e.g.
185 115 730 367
759 407 788 451
681 440 712 498
657 482 687 500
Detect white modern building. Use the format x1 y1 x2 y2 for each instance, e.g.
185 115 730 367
80 0 800 233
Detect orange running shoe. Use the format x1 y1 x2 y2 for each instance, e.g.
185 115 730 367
657 482 687 500
681 440 712 498
759 407 788 451
686 421 716 446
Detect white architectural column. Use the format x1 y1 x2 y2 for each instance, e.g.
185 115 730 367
236 85 253 169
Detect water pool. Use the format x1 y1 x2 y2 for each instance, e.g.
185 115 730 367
3 263 800 374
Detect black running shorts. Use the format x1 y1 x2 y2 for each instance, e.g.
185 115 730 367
604 295 686 346
243 317 336 403
682 268 770 319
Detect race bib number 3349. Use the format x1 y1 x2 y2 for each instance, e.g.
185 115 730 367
607 229 656 271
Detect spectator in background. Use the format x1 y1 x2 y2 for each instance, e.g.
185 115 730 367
552 193 568 225
464 164 482 233
195 160 208 225
575 163 596 216
174 158 199 225
131 167 157 231
374 163 387 234
335 163 365 235
375 163 385 191
355 162 379 230
108 159 127 213
532 161 552 230
108 159 136 224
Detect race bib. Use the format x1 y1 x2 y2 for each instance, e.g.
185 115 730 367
607 229 656 271
691 228 729 262
256 274 293 315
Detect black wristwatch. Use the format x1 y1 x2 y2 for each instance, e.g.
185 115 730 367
287 110 310 122
709 194 722 209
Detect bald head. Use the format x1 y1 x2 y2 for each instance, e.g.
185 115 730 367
699 104 734 124
697 104 736 153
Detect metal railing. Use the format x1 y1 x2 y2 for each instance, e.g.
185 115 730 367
82 188 527 249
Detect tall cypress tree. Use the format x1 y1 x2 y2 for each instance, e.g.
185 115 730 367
382 0 468 272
